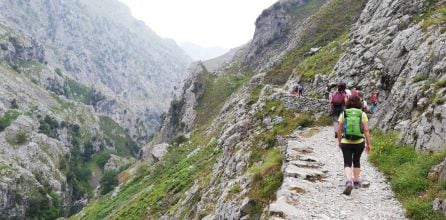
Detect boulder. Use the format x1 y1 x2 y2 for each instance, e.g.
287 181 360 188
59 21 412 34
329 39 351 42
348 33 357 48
151 143 169 162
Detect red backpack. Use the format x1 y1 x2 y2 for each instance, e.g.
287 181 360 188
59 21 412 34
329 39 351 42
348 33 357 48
331 91 346 106
351 90 360 97
371 92 378 104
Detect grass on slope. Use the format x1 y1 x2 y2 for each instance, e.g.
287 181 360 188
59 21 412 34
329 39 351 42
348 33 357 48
76 136 221 220
415 0 446 31
369 131 446 220
194 73 251 128
0 110 21 132
294 32 349 79
265 0 366 85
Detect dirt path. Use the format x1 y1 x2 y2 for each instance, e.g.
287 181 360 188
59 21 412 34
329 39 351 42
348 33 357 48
269 127 406 219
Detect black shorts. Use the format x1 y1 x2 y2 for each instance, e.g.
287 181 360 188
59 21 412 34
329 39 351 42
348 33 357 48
340 142 365 168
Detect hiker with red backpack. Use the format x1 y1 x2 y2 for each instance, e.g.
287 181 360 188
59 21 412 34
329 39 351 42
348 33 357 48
330 82 348 138
337 96 372 195
292 82 304 97
351 86 370 113
370 89 379 113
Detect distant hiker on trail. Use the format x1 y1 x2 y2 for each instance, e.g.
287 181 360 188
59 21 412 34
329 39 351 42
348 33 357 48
351 86 369 113
329 82 348 138
324 83 336 100
345 87 352 98
337 96 372 195
370 89 379 113
351 86 362 98
292 82 304 97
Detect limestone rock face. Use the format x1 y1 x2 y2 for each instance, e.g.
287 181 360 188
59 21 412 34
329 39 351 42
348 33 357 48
243 0 324 71
299 0 446 151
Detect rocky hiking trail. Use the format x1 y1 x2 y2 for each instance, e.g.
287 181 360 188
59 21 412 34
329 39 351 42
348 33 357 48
269 127 407 219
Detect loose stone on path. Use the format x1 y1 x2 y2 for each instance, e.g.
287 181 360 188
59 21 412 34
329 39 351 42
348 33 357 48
269 127 406 219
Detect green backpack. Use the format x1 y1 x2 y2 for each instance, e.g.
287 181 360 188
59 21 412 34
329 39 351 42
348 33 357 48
342 108 364 140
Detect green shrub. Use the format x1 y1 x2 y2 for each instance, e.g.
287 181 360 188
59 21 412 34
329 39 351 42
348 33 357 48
94 151 112 169
369 130 446 219
100 171 119 195
6 131 29 146
26 187 62 220
0 110 20 132
38 115 60 138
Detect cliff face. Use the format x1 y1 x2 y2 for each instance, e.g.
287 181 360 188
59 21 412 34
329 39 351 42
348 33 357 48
298 0 446 151
0 0 191 143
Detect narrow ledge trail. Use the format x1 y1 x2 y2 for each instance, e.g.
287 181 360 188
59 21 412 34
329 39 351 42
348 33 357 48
269 126 406 220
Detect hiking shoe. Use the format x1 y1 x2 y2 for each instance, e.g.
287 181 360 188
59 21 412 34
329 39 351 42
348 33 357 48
353 181 361 189
343 180 353 195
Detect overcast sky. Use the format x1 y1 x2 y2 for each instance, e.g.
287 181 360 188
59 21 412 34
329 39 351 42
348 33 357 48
118 0 277 49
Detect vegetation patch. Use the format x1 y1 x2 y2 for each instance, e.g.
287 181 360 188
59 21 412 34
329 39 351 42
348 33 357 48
265 0 366 84
100 170 119 195
25 185 63 220
294 33 349 79
247 147 283 218
246 84 264 106
99 116 139 157
417 0 446 31
435 80 446 90
6 131 29 146
64 79 94 105
413 75 429 83
0 110 21 132
369 131 446 220
194 73 251 128
76 136 221 219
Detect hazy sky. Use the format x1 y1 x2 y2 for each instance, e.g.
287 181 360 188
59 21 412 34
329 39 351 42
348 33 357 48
119 0 277 49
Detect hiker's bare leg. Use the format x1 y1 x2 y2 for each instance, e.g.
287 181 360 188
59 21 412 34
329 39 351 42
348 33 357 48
353 168 360 181
344 167 352 180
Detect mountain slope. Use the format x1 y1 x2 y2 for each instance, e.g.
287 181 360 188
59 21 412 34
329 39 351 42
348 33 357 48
77 0 446 219
0 0 191 143
0 0 192 219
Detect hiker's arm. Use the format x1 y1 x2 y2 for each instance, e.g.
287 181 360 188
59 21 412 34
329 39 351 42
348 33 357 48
363 122 372 152
337 122 343 144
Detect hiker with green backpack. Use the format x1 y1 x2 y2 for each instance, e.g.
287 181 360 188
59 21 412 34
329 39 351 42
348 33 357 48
337 95 372 195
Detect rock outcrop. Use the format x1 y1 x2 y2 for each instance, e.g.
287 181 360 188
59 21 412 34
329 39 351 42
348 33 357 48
301 0 446 151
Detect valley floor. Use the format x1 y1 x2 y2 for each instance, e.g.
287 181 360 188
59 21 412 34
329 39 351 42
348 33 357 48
269 127 406 219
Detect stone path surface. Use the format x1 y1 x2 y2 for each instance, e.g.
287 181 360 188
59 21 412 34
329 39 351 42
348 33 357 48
269 127 406 219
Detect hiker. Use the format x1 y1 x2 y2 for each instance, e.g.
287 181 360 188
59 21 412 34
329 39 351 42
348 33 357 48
329 82 348 138
298 82 304 96
324 84 332 100
337 96 372 195
370 89 379 113
292 82 304 96
351 86 369 112
351 86 362 98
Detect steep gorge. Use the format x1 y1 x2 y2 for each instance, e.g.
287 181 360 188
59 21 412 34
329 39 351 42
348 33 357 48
78 0 446 219
0 0 191 218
